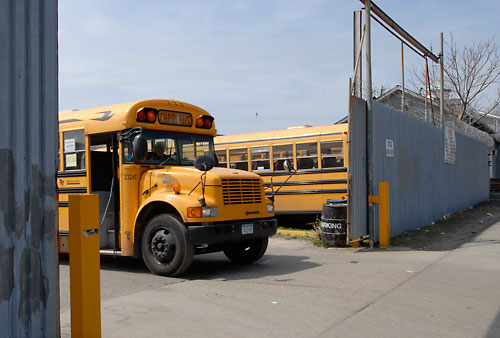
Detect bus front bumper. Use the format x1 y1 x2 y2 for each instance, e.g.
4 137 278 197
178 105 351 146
188 218 278 245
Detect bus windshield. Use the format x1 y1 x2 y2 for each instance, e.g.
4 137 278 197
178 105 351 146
123 130 215 166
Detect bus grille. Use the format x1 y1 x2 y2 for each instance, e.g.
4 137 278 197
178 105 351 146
221 179 263 205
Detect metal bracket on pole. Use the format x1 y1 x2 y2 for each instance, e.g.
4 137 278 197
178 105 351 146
368 182 390 248
69 194 102 338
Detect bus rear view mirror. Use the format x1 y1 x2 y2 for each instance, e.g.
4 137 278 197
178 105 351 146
133 134 148 162
194 155 214 172
283 160 295 172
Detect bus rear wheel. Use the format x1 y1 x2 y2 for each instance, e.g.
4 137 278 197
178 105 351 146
223 237 269 264
141 214 194 276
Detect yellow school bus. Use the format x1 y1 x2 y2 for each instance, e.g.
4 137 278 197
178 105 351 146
58 99 276 276
214 124 348 220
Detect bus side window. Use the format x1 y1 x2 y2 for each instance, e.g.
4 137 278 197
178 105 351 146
321 141 343 168
215 149 227 167
296 142 318 170
229 148 248 171
122 139 134 163
63 130 86 171
272 144 293 171
251 147 270 171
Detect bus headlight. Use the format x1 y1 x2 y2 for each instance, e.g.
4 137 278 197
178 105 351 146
187 206 218 218
267 204 274 213
202 206 218 217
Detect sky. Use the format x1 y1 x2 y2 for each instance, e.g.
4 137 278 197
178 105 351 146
58 0 500 135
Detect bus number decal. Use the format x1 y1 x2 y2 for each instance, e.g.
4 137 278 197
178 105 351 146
124 174 138 181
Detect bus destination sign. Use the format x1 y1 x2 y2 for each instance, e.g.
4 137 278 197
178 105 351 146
158 110 193 127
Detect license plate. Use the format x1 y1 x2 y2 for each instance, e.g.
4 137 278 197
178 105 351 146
241 223 254 235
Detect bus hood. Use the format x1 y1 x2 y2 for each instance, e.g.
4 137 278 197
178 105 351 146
143 166 271 221
144 166 263 196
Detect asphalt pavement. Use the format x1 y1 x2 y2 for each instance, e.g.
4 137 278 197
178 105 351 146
59 220 500 338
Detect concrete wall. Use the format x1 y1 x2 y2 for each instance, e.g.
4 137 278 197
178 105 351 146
0 1 59 337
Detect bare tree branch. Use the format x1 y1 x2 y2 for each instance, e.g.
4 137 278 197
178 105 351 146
410 34 500 123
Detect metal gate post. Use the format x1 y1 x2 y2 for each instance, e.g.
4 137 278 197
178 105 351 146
368 182 390 248
69 194 102 338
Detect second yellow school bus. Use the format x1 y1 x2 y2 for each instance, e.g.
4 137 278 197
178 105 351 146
215 124 348 219
58 99 276 276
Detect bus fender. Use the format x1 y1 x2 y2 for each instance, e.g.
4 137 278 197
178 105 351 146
132 194 199 258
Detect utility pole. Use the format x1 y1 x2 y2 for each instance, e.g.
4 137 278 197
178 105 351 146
353 10 363 98
364 0 374 248
401 42 405 111
365 0 373 110
440 32 444 127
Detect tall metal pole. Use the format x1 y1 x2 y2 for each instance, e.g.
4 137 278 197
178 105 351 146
365 0 373 110
440 32 444 127
364 0 374 248
425 72 428 121
401 41 405 111
353 11 363 98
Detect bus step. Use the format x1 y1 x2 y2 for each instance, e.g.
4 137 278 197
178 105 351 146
99 249 121 255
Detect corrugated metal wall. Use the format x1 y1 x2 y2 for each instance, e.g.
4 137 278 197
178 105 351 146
368 101 490 241
0 1 59 337
348 96 368 239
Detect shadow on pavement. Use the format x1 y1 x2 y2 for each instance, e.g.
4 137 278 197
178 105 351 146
59 251 319 280
183 253 319 280
59 253 150 273
486 307 500 338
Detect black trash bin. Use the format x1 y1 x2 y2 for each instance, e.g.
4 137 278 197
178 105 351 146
320 199 347 247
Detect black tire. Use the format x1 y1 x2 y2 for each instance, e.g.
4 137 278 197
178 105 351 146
141 214 194 276
223 237 269 264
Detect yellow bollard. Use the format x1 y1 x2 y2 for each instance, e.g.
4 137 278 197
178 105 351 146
368 182 390 248
69 194 101 338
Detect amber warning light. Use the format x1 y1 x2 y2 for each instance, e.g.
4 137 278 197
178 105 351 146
196 115 214 129
136 108 157 123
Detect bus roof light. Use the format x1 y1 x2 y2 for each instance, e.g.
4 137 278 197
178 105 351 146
147 110 156 122
137 108 157 123
137 110 146 122
196 115 214 129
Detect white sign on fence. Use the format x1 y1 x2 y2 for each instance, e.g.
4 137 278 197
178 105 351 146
386 139 394 157
444 126 456 164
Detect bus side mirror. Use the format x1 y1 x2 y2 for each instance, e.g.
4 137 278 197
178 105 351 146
132 134 148 162
194 155 214 172
283 159 295 172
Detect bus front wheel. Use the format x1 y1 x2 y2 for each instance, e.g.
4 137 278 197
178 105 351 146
223 237 269 264
141 214 194 276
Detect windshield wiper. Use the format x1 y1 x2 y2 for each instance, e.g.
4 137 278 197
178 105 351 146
156 156 174 168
